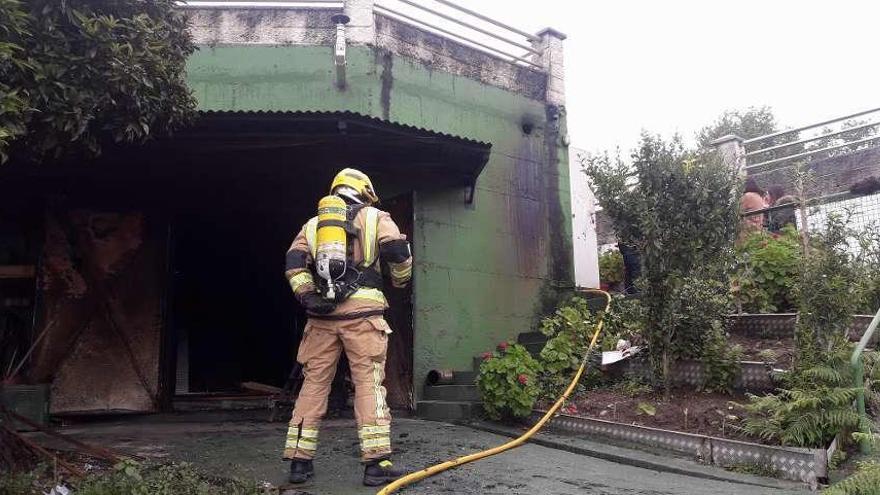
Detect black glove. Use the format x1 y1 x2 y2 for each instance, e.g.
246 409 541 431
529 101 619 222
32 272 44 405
301 293 336 315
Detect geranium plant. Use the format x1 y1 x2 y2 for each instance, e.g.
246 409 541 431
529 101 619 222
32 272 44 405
476 342 542 420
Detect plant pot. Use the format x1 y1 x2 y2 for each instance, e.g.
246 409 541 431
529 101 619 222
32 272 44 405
0 384 49 431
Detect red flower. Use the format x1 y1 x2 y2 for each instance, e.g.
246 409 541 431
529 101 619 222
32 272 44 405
481 352 493 361
517 374 529 385
497 342 510 352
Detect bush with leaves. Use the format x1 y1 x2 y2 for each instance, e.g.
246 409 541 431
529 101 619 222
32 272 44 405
598 249 625 288
477 342 543 420
740 216 873 448
538 297 600 395
702 326 743 393
795 214 861 368
0 0 196 163
865 351 880 419
536 296 630 397
824 461 880 495
732 226 801 313
740 350 866 448
585 135 740 397
853 224 880 314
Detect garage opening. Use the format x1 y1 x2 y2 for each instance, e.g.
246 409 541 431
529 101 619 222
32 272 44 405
163 111 489 411
13 111 489 413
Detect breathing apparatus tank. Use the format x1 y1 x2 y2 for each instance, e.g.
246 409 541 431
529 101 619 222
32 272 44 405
314 195 348 300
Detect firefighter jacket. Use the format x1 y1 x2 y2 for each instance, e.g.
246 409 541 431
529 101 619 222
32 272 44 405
285 206 412 317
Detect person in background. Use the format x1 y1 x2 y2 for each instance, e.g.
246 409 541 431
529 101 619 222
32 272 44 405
739 177 768 236
618 241 641 295
765 185 798 233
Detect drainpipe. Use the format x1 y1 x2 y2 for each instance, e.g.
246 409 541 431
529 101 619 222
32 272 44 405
331 13 350 89
333 0 376 90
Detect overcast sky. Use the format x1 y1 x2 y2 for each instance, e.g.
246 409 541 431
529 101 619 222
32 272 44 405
461 0 880 154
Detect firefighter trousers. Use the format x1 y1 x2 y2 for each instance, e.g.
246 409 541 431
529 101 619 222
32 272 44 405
283 316 392 462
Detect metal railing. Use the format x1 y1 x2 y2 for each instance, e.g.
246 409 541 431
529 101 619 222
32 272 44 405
374 0 542 69
852 306 880 454
745 107 880 170
178 0 545 69
178 0 343 9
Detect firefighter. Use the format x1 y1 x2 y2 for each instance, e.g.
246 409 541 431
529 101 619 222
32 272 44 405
283 168 413 487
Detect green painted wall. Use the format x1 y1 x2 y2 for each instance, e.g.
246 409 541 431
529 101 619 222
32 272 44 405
186 45 574 394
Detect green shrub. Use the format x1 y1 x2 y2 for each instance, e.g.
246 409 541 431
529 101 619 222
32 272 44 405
742 215 880 449
854 225 880 314
538 297 601 395
740 351 866 448
598 249 625 287
733 226 801 313
794 214 860 368
537 296 635 397
477 342 543 420
701 326 743 393
824 461 880 495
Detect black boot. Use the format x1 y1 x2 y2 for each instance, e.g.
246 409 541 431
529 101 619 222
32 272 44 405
363 458 404 487
289 459 314 484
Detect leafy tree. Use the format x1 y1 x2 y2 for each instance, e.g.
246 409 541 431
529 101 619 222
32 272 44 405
0 0 196 163
586 135 741 397
696 106 779 148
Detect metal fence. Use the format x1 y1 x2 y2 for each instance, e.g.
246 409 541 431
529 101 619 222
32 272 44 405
742 107 880 237
374 0 543 69
178 0 544 69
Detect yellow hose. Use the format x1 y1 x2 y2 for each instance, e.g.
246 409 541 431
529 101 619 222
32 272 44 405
377 289 612 495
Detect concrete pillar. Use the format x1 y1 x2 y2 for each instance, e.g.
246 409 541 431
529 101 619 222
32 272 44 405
711 134 747 175
533 28 566 106
342 0 375 45
570 149 600 288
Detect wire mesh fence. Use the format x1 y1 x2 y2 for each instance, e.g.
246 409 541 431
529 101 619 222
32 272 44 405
740 183 880 249
741 107 880 242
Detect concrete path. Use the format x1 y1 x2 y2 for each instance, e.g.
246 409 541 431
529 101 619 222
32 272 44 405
40 412 809 495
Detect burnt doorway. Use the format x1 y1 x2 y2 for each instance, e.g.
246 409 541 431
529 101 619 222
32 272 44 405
156 111 488 408
169 184 414 407
378 193 414 409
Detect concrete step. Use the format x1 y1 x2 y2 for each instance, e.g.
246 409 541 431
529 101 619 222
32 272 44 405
448 370 477 384
423 384 481 402
173 395 271 412
416 400 483 422
523 341 545 356
517 331 547 344
472 356 484 372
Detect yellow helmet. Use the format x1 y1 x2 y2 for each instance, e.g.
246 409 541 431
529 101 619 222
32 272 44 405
330 168 379 205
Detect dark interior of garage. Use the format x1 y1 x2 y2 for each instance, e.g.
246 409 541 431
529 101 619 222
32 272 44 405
0 111 489 413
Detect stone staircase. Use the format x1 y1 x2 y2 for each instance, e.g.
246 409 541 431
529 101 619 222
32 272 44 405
416 331 548 421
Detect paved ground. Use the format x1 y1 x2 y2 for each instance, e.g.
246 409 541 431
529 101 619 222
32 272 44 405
38 411 809 495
